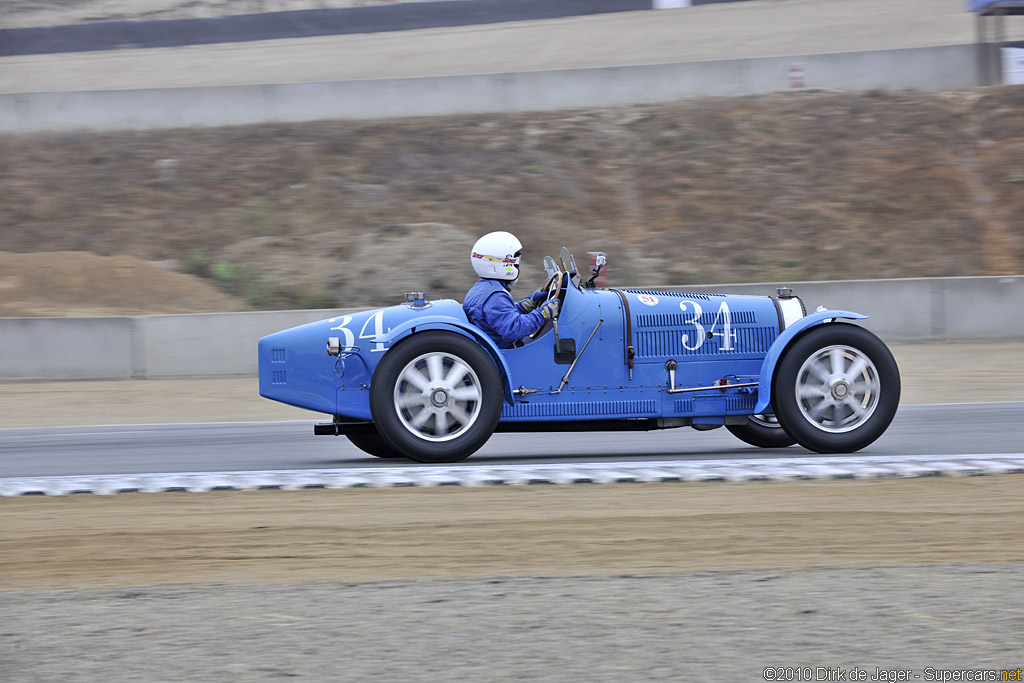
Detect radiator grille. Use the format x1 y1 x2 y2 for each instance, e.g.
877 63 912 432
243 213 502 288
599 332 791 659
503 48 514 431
271 348 287 363
503 399 657 419
272 370 287 385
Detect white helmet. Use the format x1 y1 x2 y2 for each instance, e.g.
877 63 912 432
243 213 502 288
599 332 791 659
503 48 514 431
471 231 522 282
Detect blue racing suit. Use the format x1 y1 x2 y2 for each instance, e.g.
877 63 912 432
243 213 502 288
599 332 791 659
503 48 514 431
463 278 548 349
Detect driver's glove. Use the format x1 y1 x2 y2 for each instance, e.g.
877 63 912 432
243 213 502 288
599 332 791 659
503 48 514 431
518 288 549 313
539 299 560 322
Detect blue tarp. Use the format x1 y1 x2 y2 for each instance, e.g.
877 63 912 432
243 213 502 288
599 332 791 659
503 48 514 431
969 0 1024 13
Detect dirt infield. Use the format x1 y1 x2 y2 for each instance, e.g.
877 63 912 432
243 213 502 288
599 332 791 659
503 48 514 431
0 251 241 317
3 475 1023 591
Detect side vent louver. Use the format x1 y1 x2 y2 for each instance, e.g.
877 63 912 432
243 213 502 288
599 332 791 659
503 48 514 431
623 290 723 300
673 398 695 414
635 310 756 328
727 396 756 412
502 400 657 419
634 326 777 359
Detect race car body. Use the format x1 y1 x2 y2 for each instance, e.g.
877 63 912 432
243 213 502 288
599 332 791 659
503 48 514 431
259 248 900 462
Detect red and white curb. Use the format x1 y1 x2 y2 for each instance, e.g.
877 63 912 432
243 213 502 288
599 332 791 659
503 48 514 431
2 454 1023 497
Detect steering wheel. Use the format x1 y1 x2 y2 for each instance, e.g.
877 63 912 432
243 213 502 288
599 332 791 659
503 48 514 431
527 270 568 341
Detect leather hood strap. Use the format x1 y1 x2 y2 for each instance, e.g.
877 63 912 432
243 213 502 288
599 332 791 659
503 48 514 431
609 289 636 380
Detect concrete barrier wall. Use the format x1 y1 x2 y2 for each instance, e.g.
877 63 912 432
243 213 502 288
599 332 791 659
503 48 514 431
1 276 1021 380
0 317 134 380
658 276 1024 343
135 309 352 378
0 44 979 134
0 309 351 381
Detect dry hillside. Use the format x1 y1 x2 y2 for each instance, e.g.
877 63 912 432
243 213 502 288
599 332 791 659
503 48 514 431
1 87 1022 315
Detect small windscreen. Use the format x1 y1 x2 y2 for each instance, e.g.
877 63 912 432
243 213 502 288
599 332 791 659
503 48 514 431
543 255 559 279
559 247 577 277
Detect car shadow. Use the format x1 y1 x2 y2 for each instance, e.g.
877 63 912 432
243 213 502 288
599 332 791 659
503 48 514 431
323 446 809 468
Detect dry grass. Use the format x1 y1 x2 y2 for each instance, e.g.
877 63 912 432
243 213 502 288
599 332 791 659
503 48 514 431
1 87 1022 314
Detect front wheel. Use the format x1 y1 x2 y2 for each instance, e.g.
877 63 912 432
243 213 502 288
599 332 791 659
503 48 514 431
726 414 797 448
772 323 900 454
370 331 503 463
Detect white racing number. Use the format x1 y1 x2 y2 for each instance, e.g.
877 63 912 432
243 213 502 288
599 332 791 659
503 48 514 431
329 315 355 349
679 301 705 351
359 311 389 353
679 300 737 352
330 311 391 353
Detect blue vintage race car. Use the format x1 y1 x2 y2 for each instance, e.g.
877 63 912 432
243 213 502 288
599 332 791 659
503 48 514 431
258 248 900 462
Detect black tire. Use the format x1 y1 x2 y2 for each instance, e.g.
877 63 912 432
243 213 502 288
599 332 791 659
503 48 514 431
370 331 503 463
772 323 900 454
346 432 406 459
726 414 797 448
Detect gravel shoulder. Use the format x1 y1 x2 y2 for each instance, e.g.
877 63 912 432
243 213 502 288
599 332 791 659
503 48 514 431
4 565 1023 681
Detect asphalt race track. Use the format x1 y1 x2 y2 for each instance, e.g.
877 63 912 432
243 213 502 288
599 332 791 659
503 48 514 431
1 402 1021 478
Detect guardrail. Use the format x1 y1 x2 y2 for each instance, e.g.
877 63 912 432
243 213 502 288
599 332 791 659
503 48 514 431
1 276 1020 380
0 44 980 133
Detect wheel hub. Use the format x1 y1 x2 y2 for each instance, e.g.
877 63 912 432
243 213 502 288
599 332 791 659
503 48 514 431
430 388 449 408
393 351 484 443
795 345 881 434
830 380 850 400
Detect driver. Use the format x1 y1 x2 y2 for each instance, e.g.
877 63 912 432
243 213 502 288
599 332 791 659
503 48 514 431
463 231 559 349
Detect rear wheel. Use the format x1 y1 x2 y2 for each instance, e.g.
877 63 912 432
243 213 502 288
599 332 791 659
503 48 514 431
345 432 406 458
370 331 502 463
726 413 797 448
773 323 900 454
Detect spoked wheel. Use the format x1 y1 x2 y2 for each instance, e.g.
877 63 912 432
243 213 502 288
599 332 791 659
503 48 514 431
370 331 502 463
773 323 900 454
345 432 406 458
726 413 797 448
